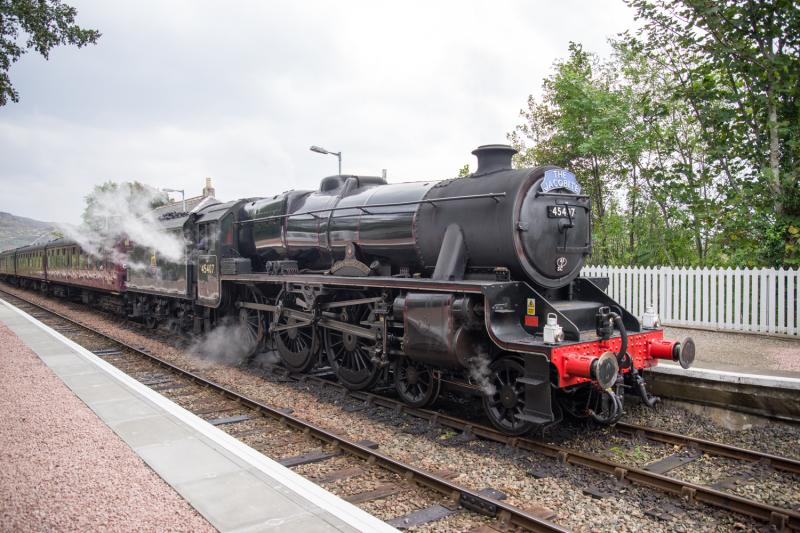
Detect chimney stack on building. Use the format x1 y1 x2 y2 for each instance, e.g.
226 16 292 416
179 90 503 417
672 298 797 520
202 177 215 198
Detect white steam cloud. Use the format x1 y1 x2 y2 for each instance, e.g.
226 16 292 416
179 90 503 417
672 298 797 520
59 182 185 265
251 349 281 370
466 349 497 397
188 317 258 365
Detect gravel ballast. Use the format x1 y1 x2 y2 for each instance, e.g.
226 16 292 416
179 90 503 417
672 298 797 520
0 321 214 533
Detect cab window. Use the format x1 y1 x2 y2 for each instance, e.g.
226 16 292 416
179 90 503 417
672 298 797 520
199 223 217 253
220 214 234 254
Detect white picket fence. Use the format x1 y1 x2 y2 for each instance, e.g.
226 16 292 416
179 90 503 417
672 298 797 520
581 266 800 337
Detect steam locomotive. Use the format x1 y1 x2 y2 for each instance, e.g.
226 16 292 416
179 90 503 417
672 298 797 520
0 144 694 435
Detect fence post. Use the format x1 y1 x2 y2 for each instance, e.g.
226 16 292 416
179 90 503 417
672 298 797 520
680 267 687 324
752 269 761 333
767 268 776 334
637 267 644 317
734 267 742 330
777 267 786 334
789 269 796 335
724 267 733 330
759 269 768 333
709 268 718 328
688 267 694 325
702 267 707 326
666 267 673 324
742 268 751 332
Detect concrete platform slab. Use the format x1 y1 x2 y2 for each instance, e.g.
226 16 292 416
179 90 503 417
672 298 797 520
44 357 97 375
137 436 245 485
67 379 131 403
112 414 194 448
0 299 397 533
86 394 161 424
177 469 340 532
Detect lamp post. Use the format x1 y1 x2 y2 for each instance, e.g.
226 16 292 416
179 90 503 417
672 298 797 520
310 145 342 175
162 188 186 212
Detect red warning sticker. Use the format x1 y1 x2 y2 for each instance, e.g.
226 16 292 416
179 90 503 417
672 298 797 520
524 315 539 327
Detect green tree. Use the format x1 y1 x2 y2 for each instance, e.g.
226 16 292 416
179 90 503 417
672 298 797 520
0 0 100 106
612 37 730 266
627 0 800 265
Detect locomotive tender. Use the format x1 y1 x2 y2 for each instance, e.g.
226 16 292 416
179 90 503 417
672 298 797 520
0 144 695 434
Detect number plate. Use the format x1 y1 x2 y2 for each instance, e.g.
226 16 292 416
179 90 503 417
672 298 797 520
547 205 576 218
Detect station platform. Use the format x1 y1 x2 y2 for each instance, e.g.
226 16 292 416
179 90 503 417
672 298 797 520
663 326 800 378
0 299 397 533
645 327 800 421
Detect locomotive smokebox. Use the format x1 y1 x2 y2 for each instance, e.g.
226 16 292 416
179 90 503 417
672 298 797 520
471 144 517 175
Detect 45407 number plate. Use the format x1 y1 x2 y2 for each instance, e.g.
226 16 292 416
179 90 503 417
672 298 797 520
547 205 576 218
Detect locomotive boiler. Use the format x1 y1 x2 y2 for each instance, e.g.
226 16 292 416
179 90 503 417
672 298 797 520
238 145 589 287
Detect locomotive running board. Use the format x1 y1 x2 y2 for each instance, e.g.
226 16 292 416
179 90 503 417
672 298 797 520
224 273 488 293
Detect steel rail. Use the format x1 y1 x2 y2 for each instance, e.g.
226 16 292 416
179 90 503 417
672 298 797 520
614 422 800 476
0 288 567 533
300 375 800 531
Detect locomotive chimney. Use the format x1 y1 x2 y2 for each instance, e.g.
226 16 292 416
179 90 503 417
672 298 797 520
471 144 517 176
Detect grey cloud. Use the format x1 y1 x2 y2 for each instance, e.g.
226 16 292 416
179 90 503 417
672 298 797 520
0 0 636 225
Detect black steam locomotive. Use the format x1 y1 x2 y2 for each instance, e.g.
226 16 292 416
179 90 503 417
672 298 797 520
0 145 694 435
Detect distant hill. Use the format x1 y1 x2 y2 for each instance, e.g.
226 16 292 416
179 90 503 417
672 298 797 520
0 212 59 251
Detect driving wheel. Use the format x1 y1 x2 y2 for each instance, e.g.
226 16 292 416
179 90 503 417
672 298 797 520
274 291 319 373
323 293 381 390
482 356 536 435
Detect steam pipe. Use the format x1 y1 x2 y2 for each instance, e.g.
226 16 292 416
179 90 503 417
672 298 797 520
610 312 628 367
588 388 624 425
630 364 659 407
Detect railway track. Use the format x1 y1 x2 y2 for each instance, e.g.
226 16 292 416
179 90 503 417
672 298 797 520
612 422 800 476
292 373 800 530
0 288 567 533
2 285 799 530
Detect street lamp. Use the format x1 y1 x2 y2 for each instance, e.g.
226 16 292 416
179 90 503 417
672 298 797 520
310 145 342 175
162 188 186 212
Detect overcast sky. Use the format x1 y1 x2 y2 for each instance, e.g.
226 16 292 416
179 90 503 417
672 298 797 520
0 0 636 225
